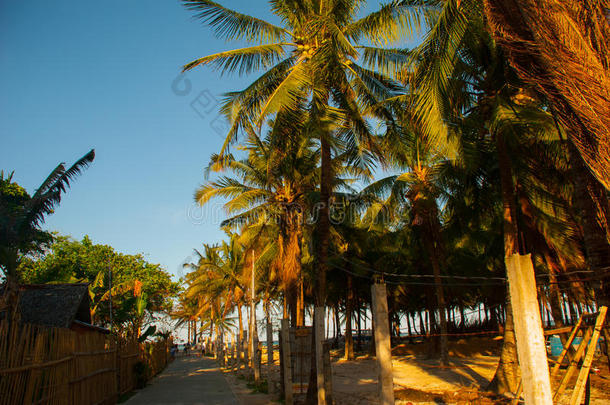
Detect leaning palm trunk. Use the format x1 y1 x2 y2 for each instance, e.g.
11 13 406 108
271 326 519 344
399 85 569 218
487 132 521 394
483 0 610 190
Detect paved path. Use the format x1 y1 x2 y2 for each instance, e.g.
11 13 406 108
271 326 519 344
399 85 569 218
126 356 239 405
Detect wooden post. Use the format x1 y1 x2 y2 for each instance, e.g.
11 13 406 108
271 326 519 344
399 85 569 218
266 322 275 394
505 254 552 404
281 319 293 405
314 306 327 405
371 282 394 405
569 306 607 405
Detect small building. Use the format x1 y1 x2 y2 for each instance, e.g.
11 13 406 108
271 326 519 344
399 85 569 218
16 283 109 334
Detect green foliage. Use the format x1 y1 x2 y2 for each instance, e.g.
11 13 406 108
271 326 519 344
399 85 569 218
18 235 180 334
0 150 95 280
138 325 157 343
178 2 605 376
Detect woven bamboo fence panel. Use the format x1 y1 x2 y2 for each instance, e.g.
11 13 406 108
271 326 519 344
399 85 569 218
117 338 140 395
142 339 169 379
0 321 73 404
70 332 117 405
0 321 172 404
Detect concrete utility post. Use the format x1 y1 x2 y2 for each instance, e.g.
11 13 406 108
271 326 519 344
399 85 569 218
371 282 394 405
505 254 552 404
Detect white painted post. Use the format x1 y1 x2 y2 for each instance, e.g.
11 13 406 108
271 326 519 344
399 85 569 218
505 254 553 404
371 282 394 405
280 319 293 405
314 306 327 405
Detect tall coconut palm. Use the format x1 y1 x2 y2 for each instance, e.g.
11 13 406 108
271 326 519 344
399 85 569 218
400 0 588 393
481 0 610 305
181 0 417 305
196 120 320 325
184 238 247 342
357 111 452 364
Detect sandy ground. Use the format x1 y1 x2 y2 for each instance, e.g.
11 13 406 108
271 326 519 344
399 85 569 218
221 338 610 405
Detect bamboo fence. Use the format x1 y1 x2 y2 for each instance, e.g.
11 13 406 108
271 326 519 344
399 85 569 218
0 321 172 404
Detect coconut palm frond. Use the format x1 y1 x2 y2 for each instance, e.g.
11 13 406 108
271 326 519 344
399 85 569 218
183 0 288 42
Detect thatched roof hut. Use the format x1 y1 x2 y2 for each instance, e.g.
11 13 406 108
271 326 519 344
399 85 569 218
16 283 109 334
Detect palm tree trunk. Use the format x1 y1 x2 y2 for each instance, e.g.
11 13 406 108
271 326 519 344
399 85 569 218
488 132 521 394
317 133 332 307
344 272 354 359
237 304 243 343
423 235 449 365
297 275 305 327
357 297 362 351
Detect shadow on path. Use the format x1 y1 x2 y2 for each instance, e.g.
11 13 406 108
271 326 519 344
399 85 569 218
126 356 238 405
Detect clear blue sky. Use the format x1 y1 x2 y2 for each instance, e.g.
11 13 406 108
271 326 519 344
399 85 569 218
0 0 417 280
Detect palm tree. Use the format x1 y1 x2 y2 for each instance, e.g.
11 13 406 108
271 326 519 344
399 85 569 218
482 0 610 191
184 237 247 342
181 0 417 305
480 0 610 306
196 123 319 325
400 0 587 393
0 150 95 316
358 112 452 364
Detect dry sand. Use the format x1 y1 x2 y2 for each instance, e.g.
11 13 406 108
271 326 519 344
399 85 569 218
225 337 610 404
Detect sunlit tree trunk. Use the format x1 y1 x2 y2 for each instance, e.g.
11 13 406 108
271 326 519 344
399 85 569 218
344 273 354 358
423 232 449 365
488 132 521 395
317 133 331 307
237 304 243 344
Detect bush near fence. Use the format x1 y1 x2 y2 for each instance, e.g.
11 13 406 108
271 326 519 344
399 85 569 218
0 321 173 404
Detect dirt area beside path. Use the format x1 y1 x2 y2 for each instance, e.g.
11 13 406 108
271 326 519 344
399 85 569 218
225 337 610 404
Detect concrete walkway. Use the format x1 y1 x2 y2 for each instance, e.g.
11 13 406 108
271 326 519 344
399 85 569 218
126 356 239 405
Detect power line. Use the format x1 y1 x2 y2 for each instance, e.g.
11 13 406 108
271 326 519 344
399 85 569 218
332 252 609 285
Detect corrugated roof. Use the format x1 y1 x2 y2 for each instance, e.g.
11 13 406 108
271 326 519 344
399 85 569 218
17 284 92 328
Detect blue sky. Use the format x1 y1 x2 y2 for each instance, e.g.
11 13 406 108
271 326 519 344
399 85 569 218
0 0 417 280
